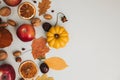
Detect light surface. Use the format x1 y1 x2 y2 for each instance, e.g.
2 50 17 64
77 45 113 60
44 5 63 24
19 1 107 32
0 0 120 80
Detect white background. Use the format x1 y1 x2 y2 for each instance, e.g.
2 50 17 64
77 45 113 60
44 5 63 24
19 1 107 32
0 0 120 80
53 0 120 80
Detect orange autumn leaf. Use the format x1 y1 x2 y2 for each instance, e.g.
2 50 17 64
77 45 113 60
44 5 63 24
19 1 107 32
45 57 68 70
38 0 51 16
31 37 50 59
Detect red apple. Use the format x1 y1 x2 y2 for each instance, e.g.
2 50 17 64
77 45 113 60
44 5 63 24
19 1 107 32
3 0 22 7
17 24 35 42
0 64 16 80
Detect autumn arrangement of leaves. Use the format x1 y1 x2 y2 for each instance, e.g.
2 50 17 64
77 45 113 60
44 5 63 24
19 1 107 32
32 37 68 80
30 0 69 79
31 37 68 70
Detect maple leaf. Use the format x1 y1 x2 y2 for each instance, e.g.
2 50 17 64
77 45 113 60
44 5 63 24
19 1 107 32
38 0 51 16
31 37 50 59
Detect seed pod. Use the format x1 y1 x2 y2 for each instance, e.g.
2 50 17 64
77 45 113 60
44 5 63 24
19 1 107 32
31 18 41 27
16 57 22 62
44 14 52 20
61 16 68 23
7 19 17 27
13 51 21 57
0 50 8 61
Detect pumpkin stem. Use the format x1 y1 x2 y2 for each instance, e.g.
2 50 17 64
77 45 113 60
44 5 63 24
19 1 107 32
54 12 68 27
54 34 60 39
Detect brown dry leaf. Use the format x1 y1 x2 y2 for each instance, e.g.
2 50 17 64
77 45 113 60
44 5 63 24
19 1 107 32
31 37 50 59
0 28 13 48
45 57 68 70
38 0 51 16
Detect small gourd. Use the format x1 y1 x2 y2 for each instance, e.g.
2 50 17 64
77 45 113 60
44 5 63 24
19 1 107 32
46 25 69 49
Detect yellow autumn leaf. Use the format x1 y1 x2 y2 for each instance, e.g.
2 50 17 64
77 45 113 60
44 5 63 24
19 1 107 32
36 76 41 80
47 77 54 80
36 74 54 80
45 57 68 70
36 74 47 80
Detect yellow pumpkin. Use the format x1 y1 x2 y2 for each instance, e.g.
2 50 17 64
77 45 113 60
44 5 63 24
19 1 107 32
46 25 69 49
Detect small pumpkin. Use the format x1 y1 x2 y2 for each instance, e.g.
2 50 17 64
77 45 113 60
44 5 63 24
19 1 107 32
46 25 69 49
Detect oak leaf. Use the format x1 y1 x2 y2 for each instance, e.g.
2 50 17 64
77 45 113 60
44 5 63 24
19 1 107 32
45 57 68 70
38 0 51 16
31 37 50 59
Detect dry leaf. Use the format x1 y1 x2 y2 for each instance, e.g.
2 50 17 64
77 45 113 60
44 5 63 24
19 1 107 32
36 74 47 80
38 0 51 16
36 76 41 80
47 77 54 80
45 57 68 70
36 74 54 80
31 37 50 59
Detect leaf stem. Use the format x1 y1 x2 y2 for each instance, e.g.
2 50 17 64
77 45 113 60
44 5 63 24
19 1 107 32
54 12 67 27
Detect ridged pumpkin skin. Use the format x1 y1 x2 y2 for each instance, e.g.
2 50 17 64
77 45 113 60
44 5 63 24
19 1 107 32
46 25 69 49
